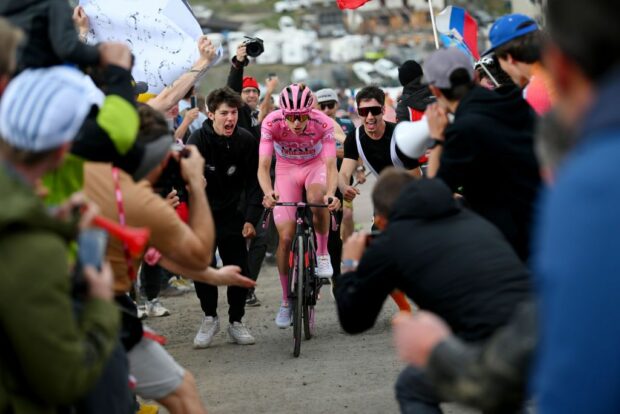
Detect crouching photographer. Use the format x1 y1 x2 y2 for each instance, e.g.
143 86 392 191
332 168 530 414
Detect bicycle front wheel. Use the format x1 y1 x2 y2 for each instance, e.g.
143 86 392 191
292 235 304 357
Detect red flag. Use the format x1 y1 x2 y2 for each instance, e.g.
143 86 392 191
337 0 371 10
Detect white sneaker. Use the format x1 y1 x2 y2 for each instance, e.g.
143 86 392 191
275 304 292 328
146 298 170 317
137 305 148 320
316 255 333 279
228 322 256 345
193 316 220 349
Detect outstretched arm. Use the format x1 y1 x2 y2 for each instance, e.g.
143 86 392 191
147 36 217 113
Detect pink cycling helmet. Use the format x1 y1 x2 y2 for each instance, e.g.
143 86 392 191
279 83 314 114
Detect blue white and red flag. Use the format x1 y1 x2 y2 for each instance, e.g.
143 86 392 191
435 6 480 60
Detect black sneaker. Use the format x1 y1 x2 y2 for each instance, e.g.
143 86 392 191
246 290 261 307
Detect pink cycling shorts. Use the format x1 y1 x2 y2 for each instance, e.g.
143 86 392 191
273 158 327 224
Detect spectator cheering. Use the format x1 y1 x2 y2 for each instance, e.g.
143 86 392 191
484 14 553 114
187 87 262 348
424 48 541 261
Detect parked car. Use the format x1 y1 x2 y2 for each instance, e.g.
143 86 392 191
274 0 312 13
374 58 399 81
352 61 383 86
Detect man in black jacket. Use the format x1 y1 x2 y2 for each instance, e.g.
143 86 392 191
227 40 272 306
395 60 435 123
187 87 262 347
424 48 541 262
334 169 530 414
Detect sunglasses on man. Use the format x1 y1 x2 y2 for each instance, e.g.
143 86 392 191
320 101 337 110
285 113 310 123
357 106 382 117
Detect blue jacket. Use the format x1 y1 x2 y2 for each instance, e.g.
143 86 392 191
532 69 620 413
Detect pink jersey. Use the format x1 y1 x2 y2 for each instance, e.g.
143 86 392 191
259 109 336 164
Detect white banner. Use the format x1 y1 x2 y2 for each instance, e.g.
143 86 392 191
80 0 203 93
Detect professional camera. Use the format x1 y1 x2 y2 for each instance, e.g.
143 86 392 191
244 36 264 58
153 143 191 203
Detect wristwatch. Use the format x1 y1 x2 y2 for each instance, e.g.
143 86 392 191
341 259 359 273
429 138 444 149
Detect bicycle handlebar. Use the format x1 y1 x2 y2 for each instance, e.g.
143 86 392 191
260 198 339 232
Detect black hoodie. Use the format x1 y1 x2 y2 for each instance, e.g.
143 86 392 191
187 121 262 229
334 178 530 342
395 78 435 123
1 0 100 72
437 85 541 261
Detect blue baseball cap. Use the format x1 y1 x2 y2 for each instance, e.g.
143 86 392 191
483 14 539 56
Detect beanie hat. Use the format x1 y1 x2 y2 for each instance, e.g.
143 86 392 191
242 76 260 92
398 60 424 87
0 67 92 151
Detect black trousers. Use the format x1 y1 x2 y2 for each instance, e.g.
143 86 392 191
194 215 249 323
395 365 442 414
246 213 272 283
140 262 172 301
328 209 343 277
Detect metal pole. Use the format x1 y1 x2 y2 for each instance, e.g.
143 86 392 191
478 61 500 87
427 0 440 49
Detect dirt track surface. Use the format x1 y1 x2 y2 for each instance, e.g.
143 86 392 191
147 176 476 414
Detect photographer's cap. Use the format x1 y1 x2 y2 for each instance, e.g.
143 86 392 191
0 66 92 151
132 135 175 181
315 88 338 104
423 48 474 89
483 14 539 56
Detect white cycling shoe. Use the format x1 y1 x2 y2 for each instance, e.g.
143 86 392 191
316 255 333 279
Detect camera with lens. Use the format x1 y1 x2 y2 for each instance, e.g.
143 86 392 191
154 143 191 203
243 36 265 58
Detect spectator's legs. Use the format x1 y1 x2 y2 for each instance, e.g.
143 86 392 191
395 366 442 414
328 208 343 277
194 239 220 318
217 233 250 323
247 218 268 282
140 262 162 301
341 202 355 241
157 372 207 414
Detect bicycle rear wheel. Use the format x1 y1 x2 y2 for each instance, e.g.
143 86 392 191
292 235 304 357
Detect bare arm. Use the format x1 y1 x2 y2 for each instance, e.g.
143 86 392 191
325 156 338 197
258 155 274 196
174 108 199 142
158 257 255 288
259 76 279 124
426 147 443 178
147 37 217 113
168 145 215 269
339 157 361 203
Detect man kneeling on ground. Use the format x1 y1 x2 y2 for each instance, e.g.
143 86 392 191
333 168 530 414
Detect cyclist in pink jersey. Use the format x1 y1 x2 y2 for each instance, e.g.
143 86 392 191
258 83 340 328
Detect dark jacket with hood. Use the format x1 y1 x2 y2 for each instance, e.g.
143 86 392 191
227 57 261 140
395 78 435 123
187 121 262 230
1 0 100 72
437 85 541 262
333 178 530 342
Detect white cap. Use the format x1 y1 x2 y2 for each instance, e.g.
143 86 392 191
0 66 93 151
315 88 338 103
